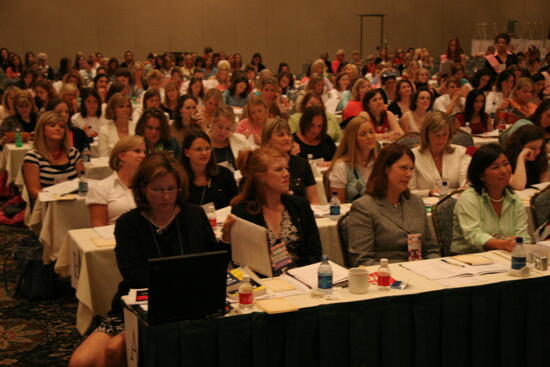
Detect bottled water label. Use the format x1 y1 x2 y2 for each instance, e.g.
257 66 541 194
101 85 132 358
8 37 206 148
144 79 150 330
329 205 340 216
318 274 333 289
511 256 526 270
78 181 88 193
239 292 253 305
377 274 391 286
83 154 91 163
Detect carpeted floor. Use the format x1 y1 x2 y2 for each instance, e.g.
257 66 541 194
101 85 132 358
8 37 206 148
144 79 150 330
0 223 82 366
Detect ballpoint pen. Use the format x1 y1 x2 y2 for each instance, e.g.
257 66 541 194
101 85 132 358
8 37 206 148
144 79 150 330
441 259 465 268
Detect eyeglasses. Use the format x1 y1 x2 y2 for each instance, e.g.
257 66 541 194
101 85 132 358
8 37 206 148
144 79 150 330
148 186 179 195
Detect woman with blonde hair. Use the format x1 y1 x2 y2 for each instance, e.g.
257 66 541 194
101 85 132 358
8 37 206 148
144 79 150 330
161 81 180 120
98 92 135 157
259 76 289 118
229 147 322 275
343 78 369 121
59 82 79 116
409 111 470 197
262 118 319 203
0 85 20 124
236 94 267 146
201 88 224 128
0 89 38 142
130 61 146 97
87 135 145 227
22 111 84 200
209 106 250 170
301 58 333 91
328 115 378 203
499 77 537 125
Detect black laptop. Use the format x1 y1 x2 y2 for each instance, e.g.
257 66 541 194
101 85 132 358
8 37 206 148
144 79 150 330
147 250 228 324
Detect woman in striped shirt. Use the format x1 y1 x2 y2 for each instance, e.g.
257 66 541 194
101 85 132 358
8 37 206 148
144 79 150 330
22 111 84 200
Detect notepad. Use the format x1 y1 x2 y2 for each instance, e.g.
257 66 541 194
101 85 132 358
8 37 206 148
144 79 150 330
287 261 348 289
256 298 299 314
400 258 508 282
262 278 296 292
91 237 116 247
451 254 494 266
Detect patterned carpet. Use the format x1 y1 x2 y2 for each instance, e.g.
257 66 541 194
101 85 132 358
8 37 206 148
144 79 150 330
0 223 82 366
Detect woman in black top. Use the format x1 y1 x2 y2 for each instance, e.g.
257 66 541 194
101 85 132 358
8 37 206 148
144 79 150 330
0 90 38 142
229 147 321 275
69 153 221 367
181 129 238 209
262 117 319 203
293 105 336 162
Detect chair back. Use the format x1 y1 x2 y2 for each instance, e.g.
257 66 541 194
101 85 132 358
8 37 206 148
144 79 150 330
530 185 550 230
431 189 464 256
337 211 351 268
451 130 474 147
322 169 332 201
396 132 421 149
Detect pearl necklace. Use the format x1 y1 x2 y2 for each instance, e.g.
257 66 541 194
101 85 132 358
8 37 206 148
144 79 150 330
488 195 504 203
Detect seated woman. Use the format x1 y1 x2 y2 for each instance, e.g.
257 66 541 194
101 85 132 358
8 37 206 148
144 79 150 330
409 111 470 197
288 92 342 142
235 95 268 146
328 116 377 203
209 106 250 170
185 76 205 105
359 89 403 141
262 118 319 203
46 98 90 154
470 68 494 96
131 88 161 123
433 77 465 116
161 81 180 120
22 111 84 200
58 82 80 117
229 147 322 274
93 73 110 103
455 89 492 134
334 72 351 112
171 95 203 148
258 76 289 119
201 88 224 128
531 73 545 107
342 78 369 122
504 125 549 190
387 79 414 118
135 107 181 159
87 136 145 227
0 85 20 125
293 106 336 162
223 75 249 107
98 93 136 157
485 70 514 117
499 77 537 125
400 88 433 133
0 90 38 143
71 88 106 138
33 79 57 113
346 143 440 266
451 143 531 254
69 153 220 367
181 129 238 209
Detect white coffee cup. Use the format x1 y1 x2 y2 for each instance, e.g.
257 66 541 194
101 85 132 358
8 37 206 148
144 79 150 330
348 267 369 294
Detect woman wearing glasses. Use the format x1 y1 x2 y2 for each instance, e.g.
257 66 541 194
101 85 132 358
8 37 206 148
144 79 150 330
181 129 238 209
69 153 221 367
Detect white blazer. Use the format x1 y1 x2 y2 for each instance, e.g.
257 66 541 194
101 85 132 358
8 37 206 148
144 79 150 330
409 144 471 197
98 120 137 157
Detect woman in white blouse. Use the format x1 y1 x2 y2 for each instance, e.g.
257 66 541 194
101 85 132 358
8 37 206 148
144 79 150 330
409 111 470 197
97 93 136 157
328 115 378 203
87 135 145 226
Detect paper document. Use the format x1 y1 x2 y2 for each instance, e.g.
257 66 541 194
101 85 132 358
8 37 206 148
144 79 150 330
400 258 508 282
230 216 272 277
287 261 348 289
215 206 231 225
94 224 115 239
43 179 79 196
310 204 351 217
514 188 538 202
476 130 500 138
531 182 550 190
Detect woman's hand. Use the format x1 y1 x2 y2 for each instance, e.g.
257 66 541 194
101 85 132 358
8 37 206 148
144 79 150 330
290 141 300 156
221 214 236 243
518 147 535 161
497 99 511 111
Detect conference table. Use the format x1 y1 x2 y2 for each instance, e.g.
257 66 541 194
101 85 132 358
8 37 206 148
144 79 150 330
126 249 550 367
55 187 539 336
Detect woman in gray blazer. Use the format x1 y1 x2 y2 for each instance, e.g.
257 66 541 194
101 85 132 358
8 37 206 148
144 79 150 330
346 143 440 266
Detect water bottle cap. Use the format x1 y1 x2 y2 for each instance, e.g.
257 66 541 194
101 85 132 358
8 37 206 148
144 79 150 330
380 258 388 265
322 254 329 261
242 274 251 282
515 237 523 244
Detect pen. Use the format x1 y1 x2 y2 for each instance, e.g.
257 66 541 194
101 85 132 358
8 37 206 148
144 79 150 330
441 259 465 268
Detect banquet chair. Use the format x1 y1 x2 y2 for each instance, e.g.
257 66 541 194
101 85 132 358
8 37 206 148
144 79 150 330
431 189 464 256
530 185 550 230
451 130 474 147
337 211 351 268
396 132 421 149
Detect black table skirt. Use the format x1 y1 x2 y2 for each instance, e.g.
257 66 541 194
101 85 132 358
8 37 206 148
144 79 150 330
139 275 550 367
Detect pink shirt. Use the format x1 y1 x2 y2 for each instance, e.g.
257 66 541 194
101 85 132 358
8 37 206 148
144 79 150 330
235 119 262 146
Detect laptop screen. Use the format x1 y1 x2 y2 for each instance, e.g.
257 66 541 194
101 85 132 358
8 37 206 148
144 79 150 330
147 250 229 324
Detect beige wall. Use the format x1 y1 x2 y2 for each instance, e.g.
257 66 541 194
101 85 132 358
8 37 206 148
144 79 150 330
0 0 548 72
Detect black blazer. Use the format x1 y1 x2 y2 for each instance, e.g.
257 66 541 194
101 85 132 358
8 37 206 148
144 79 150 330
231 194 322 266
112 203 221 312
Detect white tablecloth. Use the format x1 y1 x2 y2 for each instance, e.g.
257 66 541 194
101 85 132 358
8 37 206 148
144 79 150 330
0 143 31 184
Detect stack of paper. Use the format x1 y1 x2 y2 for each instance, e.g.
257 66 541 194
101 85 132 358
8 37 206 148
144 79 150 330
310 204 351 218
287 261 348 289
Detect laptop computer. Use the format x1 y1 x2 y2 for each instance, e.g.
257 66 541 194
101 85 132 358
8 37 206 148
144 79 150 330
147 250 229 324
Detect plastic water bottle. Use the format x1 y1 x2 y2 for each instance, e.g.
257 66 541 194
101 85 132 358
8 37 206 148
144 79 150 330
377 258 391 291
307 153 313 163
15 128 23 147
238 275 254 311
440 179 449 196
510 237 526 275
318 255 333 294
329 191 341 220
78 170 88 195
82 146 91 163
464 121 471 134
